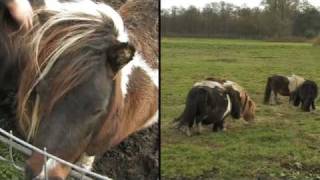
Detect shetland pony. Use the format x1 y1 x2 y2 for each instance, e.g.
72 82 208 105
290 80 318 112
206 77 256 122
174 81 241 136
0 0 158 179
264 74 305 105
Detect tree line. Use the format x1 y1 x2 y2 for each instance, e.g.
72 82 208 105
161 0 320 39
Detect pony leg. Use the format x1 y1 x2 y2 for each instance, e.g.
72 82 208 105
274 92 281 104
186 127 192 136
196 122 202 134
77 153 96 170
301 100 310 112
195 116 204 134
270 91 275 105
312 101 316 110
186 120 194 136
218 120 225 131
212 123 219 132
213 118 224 132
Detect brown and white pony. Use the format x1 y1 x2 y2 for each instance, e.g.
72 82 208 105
0 0 158 179
264 74 305 105
206 77 256 122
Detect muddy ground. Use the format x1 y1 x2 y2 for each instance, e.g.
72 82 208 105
94 124 159 180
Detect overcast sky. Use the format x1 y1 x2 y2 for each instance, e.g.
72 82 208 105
161 0 320 9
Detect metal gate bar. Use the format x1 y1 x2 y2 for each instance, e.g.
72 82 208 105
0 128 111 180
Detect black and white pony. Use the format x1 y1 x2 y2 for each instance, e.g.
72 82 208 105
174 81 241 136
264 74 305 105
290 80 318 112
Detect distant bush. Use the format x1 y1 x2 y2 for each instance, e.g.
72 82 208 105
266 36 308 43
312 36 320 46
304 29 317 38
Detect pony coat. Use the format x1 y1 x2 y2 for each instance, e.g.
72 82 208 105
290 80 318 112
206 78 256 121
0 0 158 178
264 74 305 104
287 74 305 93
175 81 241 136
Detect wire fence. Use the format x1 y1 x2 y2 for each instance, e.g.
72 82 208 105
0 128 112 180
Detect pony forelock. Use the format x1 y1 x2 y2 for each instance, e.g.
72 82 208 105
44 0 128 42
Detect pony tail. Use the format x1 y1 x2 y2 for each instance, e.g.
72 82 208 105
175 88 208 128
264 77 272 104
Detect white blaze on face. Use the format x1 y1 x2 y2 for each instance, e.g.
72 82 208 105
193 80 224 89
121 53 159 96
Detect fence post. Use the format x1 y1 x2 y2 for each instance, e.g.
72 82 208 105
44 147 48 180
8 130 22 171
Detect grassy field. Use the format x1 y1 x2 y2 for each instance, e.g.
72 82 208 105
0 142 24 180
161 38 320 180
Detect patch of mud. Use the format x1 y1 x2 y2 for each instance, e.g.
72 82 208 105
94 124 159 180
98 0 128 9
0 91 16 132
281 161 320 177
162 168 218 180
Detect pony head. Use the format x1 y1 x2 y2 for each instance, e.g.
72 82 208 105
16 0 135 179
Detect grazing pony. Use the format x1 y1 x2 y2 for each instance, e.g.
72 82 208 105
290 80 318 112
206 77 256 122
264 74 305 105
1 0 158 179
174 80 241 136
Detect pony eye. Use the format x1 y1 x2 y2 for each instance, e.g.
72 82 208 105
92 109 103 115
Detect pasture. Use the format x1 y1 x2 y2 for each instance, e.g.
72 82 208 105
161 38 320 179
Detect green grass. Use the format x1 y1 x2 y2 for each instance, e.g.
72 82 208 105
161 38 320 180
0 142 24 180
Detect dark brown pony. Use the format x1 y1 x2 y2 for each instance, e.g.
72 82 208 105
0 0 158 179
290 80 318 112
264 74 305 105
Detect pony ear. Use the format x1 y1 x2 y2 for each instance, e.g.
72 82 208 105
226 88 241 119
107 42 135 73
